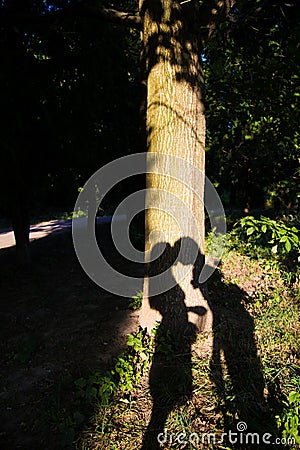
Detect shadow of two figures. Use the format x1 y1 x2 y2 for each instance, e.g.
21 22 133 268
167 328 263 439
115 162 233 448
141 237 274 449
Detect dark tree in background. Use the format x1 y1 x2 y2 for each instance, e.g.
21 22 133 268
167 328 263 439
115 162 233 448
0 0 299 267
0 0 141 265
204 1 300 212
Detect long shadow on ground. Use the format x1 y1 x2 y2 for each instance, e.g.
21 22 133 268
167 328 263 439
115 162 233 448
141 255 278 450
207 270 279 447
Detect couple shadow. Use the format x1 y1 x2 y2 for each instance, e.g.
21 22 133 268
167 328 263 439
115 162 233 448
141 237 275 449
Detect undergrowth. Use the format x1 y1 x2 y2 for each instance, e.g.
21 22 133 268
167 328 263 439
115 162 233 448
60 215 300 449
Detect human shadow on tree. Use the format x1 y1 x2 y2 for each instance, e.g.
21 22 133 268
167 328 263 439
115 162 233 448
141 237 207 449
142 238 277 449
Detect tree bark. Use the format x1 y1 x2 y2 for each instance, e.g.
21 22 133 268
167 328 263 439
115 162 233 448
139 0 212 333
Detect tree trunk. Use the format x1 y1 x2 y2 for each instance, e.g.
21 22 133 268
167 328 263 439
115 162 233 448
139 0 212 333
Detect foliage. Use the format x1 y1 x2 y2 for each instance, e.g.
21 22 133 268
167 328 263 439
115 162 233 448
276 389 300 445
128 290 143 310
206 227 227 261
234 215 300 259
0 0 140 216
75 372 117 405
79 236 300 449
205 2 300 211
74 329 155 406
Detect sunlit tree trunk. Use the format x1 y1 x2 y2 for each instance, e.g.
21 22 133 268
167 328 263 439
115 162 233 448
139 0 212 333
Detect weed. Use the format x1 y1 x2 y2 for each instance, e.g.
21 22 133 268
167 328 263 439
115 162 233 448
75 219 299 449
276 389 300 445
75 328 155 407
128 290 143 310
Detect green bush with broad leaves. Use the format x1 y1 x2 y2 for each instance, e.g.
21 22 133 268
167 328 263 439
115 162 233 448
234 216 299 260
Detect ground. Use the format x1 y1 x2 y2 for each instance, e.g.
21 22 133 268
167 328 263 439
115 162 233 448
0 221 299 449
77 241 299 449
0 223 142 450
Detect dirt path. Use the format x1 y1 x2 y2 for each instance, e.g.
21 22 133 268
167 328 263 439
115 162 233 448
0 216 126 249
0 222 142 449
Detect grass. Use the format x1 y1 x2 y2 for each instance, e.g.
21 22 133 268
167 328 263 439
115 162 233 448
71 225 299 449
3 211 297 449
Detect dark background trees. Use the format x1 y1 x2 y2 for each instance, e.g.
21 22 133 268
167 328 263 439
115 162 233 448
0 0 142 263
204 0 300 212
0 0 299 264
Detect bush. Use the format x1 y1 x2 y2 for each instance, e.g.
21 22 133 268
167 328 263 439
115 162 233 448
233 215 299 261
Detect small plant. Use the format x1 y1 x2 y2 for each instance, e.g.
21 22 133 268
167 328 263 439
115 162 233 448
276 390 300 445
128 290 143 310
75 328 155 406
75 371 117 405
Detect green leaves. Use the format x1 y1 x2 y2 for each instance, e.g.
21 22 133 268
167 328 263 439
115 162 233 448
74 329 155 406
204 2 300 212
128 290 143 310
285 239 292 253
234 215 300 259
246 227 255 236
276 390 300 445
